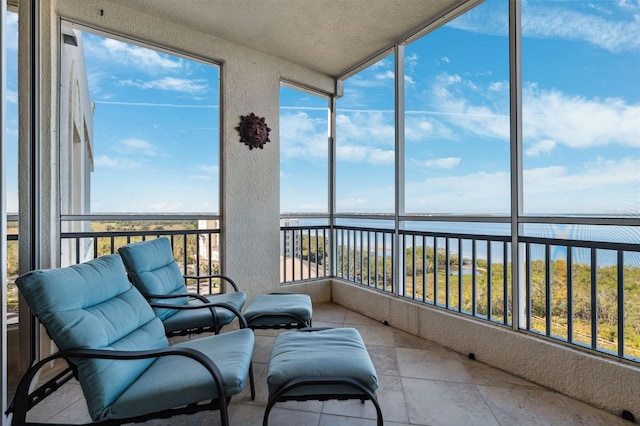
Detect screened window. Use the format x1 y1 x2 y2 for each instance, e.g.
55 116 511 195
60 25 221 215
336 54 396 213
521 1 640 216
279 84 329 214
5 8 18 216
404 0 510 215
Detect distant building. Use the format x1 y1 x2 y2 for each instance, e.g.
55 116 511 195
59 27 94 266
197 219 220 264
280 218 300 259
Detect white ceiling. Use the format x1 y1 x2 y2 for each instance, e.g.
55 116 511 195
108 0 475 77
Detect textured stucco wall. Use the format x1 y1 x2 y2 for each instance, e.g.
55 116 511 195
55 0 335 301
332 280 640 422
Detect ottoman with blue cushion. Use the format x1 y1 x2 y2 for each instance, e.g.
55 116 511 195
264 327 382 426
243 293 312 330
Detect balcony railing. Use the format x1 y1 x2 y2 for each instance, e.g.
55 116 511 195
300 221 639 362
280 225 330 283
61 228 223 295
6 216 640 362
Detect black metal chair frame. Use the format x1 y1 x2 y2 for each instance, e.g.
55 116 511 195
139 273 242 337
6 302 255 426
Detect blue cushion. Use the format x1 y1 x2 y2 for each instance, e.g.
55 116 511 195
244 294 312 327
267 328 378 397
16 255 168 421
118 238 188 320
107 328 255 419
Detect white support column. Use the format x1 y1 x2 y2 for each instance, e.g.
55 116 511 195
509 0 524 331
394 42 405 297
329 93 337 276
1 1 8 421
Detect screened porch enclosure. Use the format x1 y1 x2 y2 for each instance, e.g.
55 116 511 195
2 0 639 424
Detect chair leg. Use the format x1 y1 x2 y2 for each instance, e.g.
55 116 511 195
249 362 256 400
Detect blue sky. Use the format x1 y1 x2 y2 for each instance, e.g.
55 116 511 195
5 0 640 216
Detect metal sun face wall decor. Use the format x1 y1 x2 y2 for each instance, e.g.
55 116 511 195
236 113 271 150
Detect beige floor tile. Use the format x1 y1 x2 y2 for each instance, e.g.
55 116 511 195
316 375 404 423
319 413 380 425
367 345 400 376
25 380 89 423
264 406 321 426
252 334 277 363
227 403 268 426
374 374 408 424
396 347 474 383
31 395 92 424
403 377 500 426
312 320 346 329
349 324 396 347
272 398 325 414
235 362 267 405
560 395 632 425
460 356 542 389
392 329 442 350
345 310 386 326
478 384 586 425
312 302 348 323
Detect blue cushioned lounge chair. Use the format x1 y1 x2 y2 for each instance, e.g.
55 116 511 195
8 254 255 425
119 237 246 337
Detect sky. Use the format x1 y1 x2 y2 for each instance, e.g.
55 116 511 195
4 0 640 219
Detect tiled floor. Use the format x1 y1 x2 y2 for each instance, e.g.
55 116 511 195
22 303 629 425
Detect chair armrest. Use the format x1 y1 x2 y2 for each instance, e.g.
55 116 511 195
144 292 211 304
183 274 240 292
8 346 226 425
146 300 249 329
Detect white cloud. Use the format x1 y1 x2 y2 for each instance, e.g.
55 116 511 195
523 157 640 214
448 1 640 53
334 112 398 165
405 115 455 142
368 149 395 165
280 112 328 159
523 85 640 148
406 53 419 70
525 139 557 157
405 155 640 215
119 138 161 157
371 58 391 69
188 165 218 180
430 73 510 140
118 77 208 93
425 157 461 169
337 197 379 211
84 36 185 72
375 71 394 80
6 90 17 104
488 81 506 92
336 112 395 146
94 155 144 169
521 5 640 53
405 170 511 214
335 144 369 162
197 165 219 174
426 72 640 150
